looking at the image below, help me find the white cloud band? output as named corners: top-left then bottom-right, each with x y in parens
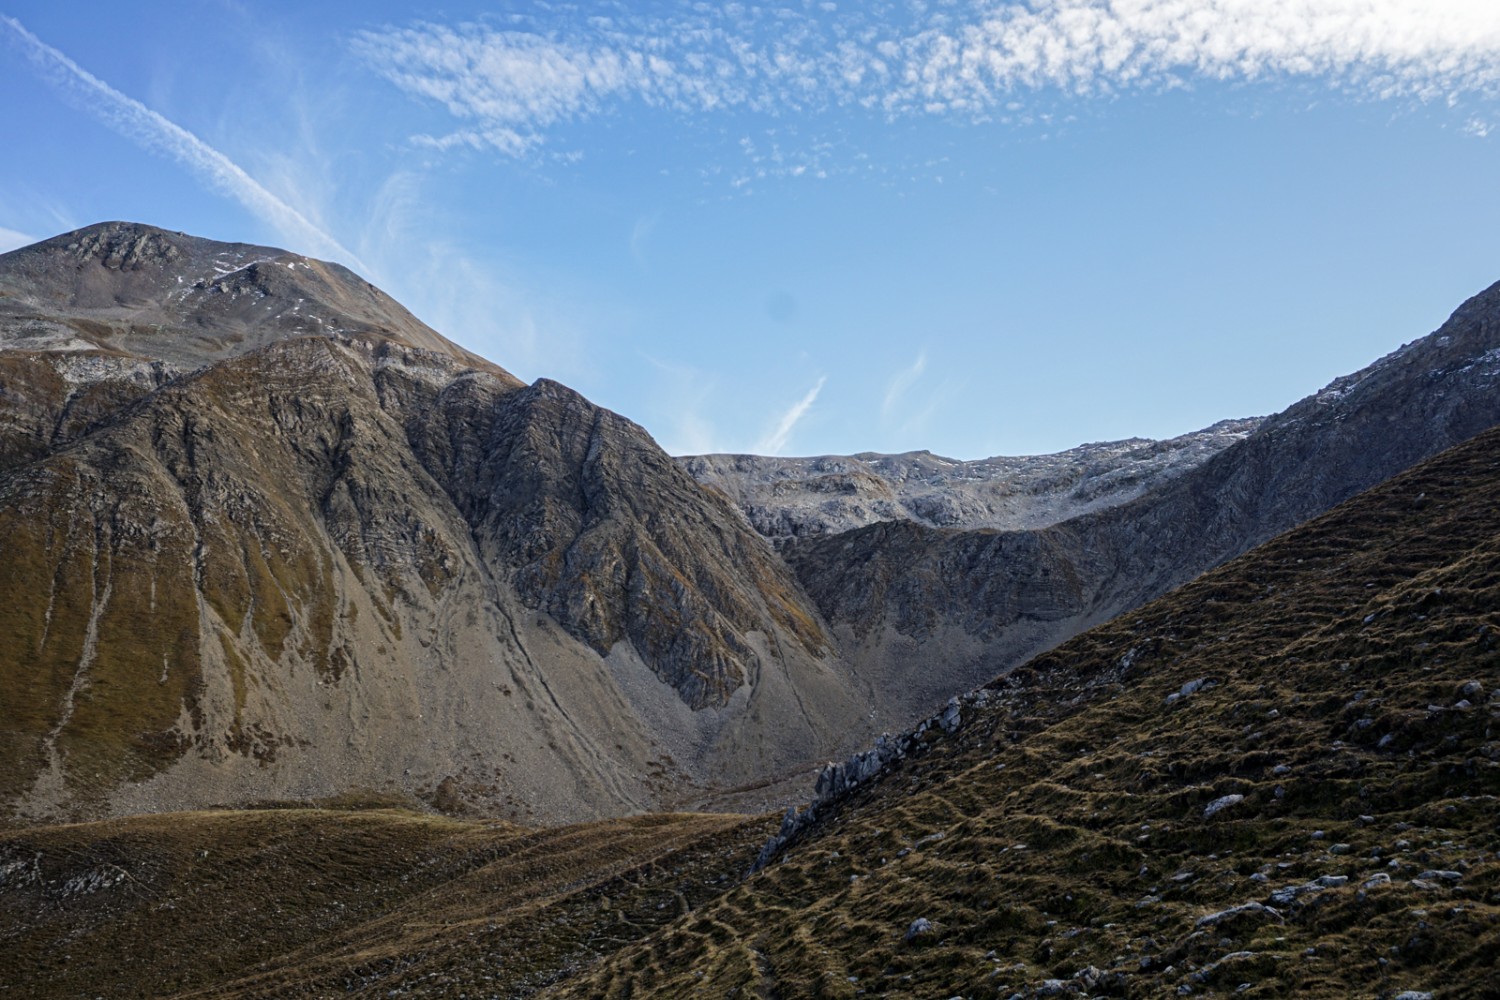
top-left (355, 2), bottom-right (1500, 156)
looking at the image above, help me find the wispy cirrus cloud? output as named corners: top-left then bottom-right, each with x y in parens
top-left (637, 353), bottom-right (724, 456)
top-left (882, 350), bottom-right (928, 421)
top-left (354, 1), bottom-right (1500, 159)
top-left (0, 15), bottom-right (364, 270)
top-left (756, 375), bottom-right (827, 455)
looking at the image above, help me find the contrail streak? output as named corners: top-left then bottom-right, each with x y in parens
top-left (1, 15), bottom-right (366, 271)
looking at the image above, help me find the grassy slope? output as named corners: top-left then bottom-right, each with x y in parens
top-left (548, 426), bottom-right (1500, 999)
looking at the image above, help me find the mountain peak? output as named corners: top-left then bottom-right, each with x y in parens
top-left (0, 221), bottom-right (506, 375)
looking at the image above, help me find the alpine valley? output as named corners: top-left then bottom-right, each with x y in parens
top-left (3, 222), bottom-right (1500, 998)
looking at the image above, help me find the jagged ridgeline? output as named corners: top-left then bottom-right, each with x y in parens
top-left (4, 221), bottom-right (1500, 828)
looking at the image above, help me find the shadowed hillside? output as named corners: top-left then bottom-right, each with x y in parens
top-left (551, 423), bottom-right (1500, 999)
top-left (774, 278), bottom-right (1500, 721)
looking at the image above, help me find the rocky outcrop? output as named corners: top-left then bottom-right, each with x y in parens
top-left (402, 374), bottom-right (829, 710)
top-left (751, 691), bottom-right (986, 871)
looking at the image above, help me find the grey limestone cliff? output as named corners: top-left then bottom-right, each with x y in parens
top-left (681, 418), bottom-right (1262, 542)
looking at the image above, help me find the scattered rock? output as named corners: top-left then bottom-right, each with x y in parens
top-left (1204, 794), bottom-right (1245, 819)
top-left (940, 697), bottom-right (963, 734)
top-left (905, 917), bottom-right (934, 941)
top-left (1270, 875), bottom-right (1348, 906)
top-left (1167, 678), bottom-right (1215, 705)
top-left (1190, 951), bottom-right (1257, 983)
top-left (1074, 965), bottom-right (1105, 990)
top-left (1195, 901), bottom-right (1283, 928)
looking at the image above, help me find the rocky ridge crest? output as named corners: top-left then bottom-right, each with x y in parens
top-left (681, 417), bottom-right (1262, 541)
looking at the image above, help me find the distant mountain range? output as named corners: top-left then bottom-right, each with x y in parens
top-left (681, 417), bottom-right (1263, 540)
top-left (756, 278), bottom-right (1500, 716)
top-left (2, 220), bottom-right (1499, 825)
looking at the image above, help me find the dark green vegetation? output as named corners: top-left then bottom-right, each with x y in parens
top-left (8, 417), bottom-right (1500, 997)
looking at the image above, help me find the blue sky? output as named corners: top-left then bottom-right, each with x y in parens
top-left (3, 2), bottom-right (1499, 458)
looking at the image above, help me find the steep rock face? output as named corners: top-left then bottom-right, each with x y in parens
top-left (397, 375), bottom-right (829, 710)
top-left (0, 224), bottom-right (865, 824)
top-left (786, 279), bottom-right (1500, 700)
top-left (1, 336), bottom-right (575, 818)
